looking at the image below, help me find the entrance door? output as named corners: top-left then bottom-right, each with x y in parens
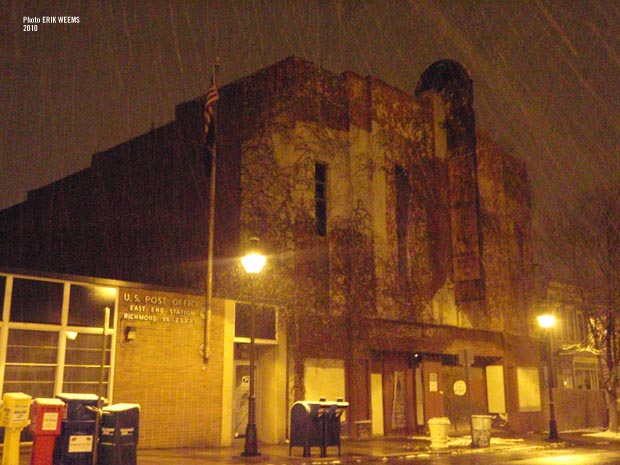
top-left (382, 354), bottom-right (415, 435)
top-left (232, 356), bottom-right (261, 442)
top-left (232, 361), bottom-right (250, 440)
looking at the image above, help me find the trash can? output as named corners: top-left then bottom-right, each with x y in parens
top-left (471, 414), bottom-right (493, 448)
top-left (323, 401), bottom-right (348, 456)
top-left (289, 401), bottom-right (325, 457)
top-left (427, 417), bottom-right (450, 448)
top-left (97, 403), bottom-right (140, 465)
top-left (54, 393), bottom-right (100, 465)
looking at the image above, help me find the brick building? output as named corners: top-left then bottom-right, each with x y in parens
top-left (0, 57), bottom-right (547, 447)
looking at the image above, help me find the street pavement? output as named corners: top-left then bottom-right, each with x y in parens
top-left (16, 430), bottom-right (617, 465)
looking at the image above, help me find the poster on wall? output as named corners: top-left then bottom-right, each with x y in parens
top-left (429, 372), bottom-right (438, 392)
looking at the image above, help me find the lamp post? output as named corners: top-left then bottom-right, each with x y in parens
top-left (240, 237), bottom-right (266, 457)
top-left (537, 314), bottom-right (559, 441)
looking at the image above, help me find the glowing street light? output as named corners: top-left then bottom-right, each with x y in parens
top-left (241, 250), bottom-right (266, 275)
top-left (240, 237), bottom-right (266, 457)
top-left (537, 313), bottom-right (559, 441)
top-left (537, 314), bottom-right (556, 329)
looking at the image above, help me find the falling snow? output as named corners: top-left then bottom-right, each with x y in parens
top-left (1, 0), bottom-right (619, 269)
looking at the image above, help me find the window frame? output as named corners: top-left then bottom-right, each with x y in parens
top-left (0, 273), bottom-right (117, 399)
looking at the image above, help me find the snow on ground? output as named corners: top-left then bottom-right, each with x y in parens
top-left (583, 430), bottom-right (620, 440)
top-left (446, 436), bottom-right (525, 447)
top-left (411, 436), bottom-right (525, 447)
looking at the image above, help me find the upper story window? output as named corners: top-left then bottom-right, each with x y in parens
top-left (556, 306), bottom-right (588, 343)
top-left (234, 302), bottom-right (278, 343)
top-left (10, 278), bottom-right (63, 324)
top-left (315, 162), bottom-right (327, 236)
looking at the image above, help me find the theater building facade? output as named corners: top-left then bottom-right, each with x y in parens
top-left (0, 57), bottom-right (548, 447)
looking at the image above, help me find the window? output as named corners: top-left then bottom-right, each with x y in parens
top-left (69, 284), bottom-right (117, 327)
top-left (315, 162), bottom-right (327, 236)
top-left (575, 311), bottom-right (588, 342)
top-left (395, 165), bottom-right (409, 291)
top-left (556, 307), bottom-right (588, 343)
top-left (516, 367), bottom-right (541, 412)
top-left (0, 273), bottom-right (116, 401)
top-left (234, 302), bottom-right (277, 343)
top-left (304, 358), bottom-right (346, 420)
top-left (4, 329), bottom-right (58, 398)
top-left (64, 333), bottom-right (112, 394)
top-left (0, 276), bottom-right (5, 308)
top-left (574, 359), bottom-right (599, 390)
top-left (10, 278), bottom-right (63, 324)
top-left (559, 368), bottom-right (574, 389)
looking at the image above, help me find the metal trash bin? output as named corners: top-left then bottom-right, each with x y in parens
top-left (471, 415), bottom-right (493, 448)
top-left (53, 393), bottom-right (100, 465)
top-left (97, 403), bottom-right (140, 465)
top-left (324, 401), bottom-right (348, 456)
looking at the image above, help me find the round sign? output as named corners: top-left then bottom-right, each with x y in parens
top-left (453, 380), bottom-right (467, 396)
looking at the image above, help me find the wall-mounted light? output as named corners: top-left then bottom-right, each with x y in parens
top-left (66, 331), bottom-right (78, 340)
top-left (124, 326), bottom-right (137, 342)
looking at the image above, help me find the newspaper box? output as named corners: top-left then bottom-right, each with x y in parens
top-left (29, 398), bottom-right (65, 465)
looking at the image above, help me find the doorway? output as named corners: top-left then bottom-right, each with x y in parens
top-left (381, 353), bottom-right (416, 436)
top-left (232, 360), bottom-right (252, 440)
top-left (232, 340), bottom-right (260, 443)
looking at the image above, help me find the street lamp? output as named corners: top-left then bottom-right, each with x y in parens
top-left (537, 314), bottom-right (559, 441)
top-left (240, 237), bottom-right (266, 457)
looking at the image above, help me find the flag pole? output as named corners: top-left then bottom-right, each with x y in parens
top-left (204, 57), bottom-right (220, 361)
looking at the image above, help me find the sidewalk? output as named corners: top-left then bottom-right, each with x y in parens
top-left (18, 431), bottom-right (572, 465)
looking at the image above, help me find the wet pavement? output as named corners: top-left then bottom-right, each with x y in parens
top-left (15, 430), bottom-right (616, 465)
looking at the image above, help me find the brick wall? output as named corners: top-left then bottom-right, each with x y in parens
top-left (113, 288), bottom-right (226, 448)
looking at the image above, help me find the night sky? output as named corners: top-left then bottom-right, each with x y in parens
top-left (2, 1), bottom-right (619, 264)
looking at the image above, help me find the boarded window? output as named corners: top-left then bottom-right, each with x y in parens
top-left (486, 365), bottom-right (506, 413)
top-left (304, 358), bottom-right (345, 404)
top-left (516, 367), bottom-right (541, 412)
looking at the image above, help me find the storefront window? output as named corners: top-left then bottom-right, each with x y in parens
top-left (4, 329), bottom-right (58, 398)
top-left (64, 333), bottom-right (111, 395)
top-left (68, 284), bottom-right (117, 327)
top-left (10, 278), bottom-right (63, 324)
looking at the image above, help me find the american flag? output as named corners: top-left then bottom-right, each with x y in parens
top-left (203, 78), bottom-right (219, 143)
top-left (203, 76), bottom-right (219, 176)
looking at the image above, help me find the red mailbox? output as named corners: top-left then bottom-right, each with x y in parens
top-left (29, 398), bottom-right (65, 465)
